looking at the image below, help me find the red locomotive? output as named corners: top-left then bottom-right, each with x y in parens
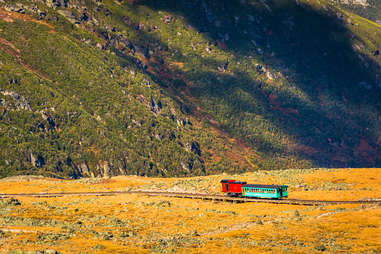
top-left (220, 179), bottom-right (247, 197)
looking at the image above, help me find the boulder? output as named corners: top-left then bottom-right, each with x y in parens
top-left (191, 141), bottom-right (201, 156)
top-left (79, 162), bottom-right (90, 176)
top-left (44, 249), bottom-right (59, 254)
top-left (30, 153), bottom-right (45, 168)
top-left (1, 90), bottom-right (31, 111)
top-left (46, 0), bottom-right (62, 8)
top-left (256, 64), bottom-right (264, 74)
top-left (57, 10), bottom-right (78, 24)
top-left (103, 162), bottom-right (112, 178)
top-left (9, 78), bottom-right (18, 85)
top-left (162, 15), bottom-right (172, 24)
top-left (41, 113), bottom-right (56, 130)
top-left (80, 12), bottom-right (89, 22)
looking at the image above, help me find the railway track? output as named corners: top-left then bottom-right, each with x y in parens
top-left (1, 190), bottom-right (380, 206)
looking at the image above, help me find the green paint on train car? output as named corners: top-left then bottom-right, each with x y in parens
top-left (242, 187), bottom-right (281, 199)
top-left (281, 186), bottom-right (288, 198)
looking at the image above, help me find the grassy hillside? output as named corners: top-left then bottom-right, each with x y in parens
top-left (330, 0), bottom-right (381, 24)
top-left (0, 0), bottom-right (381, 178)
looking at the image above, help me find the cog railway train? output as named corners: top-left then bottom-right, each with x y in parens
top-left (221, 180), bottom-right (288, 199)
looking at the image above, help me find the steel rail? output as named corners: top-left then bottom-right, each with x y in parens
top-left (0, 191), bottom-right (380, 206)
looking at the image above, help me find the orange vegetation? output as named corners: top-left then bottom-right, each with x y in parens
top-left (0, 168), bottom-right (380, 253)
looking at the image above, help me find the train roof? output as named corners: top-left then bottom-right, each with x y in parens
top-left (220, 179), bottom-right (247, 184)
top-left (243, 184), bottom-right (288, 189)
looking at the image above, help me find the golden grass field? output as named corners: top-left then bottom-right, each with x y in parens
top-left (0, 168), bottom-right (380, 253)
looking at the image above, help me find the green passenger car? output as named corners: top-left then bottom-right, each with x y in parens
top-left (242, 184), bottom-right (288, 199)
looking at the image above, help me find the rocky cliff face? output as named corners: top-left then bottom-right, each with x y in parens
top-left (0, 0), bottom-right (381, 178)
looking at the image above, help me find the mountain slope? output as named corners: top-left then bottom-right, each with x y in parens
top-left (0, 0), bottom-right (381, 178)
top-left (330, 0), bottom-right (381, 24)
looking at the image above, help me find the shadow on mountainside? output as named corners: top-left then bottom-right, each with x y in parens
top-left (121, 0), bottom-right (381, 167)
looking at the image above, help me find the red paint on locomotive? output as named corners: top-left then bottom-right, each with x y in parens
top-left (220, 179), bottom-right (247, 196)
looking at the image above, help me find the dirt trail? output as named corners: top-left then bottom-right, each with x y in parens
top-left (0, 37), bottom-right (51, 81)
top-left (0, 8), bottom-right (56, 33)
top-left (0, 37), bottom-right (20, 53)
top-left (0, 8), bottom-right (54, 80)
